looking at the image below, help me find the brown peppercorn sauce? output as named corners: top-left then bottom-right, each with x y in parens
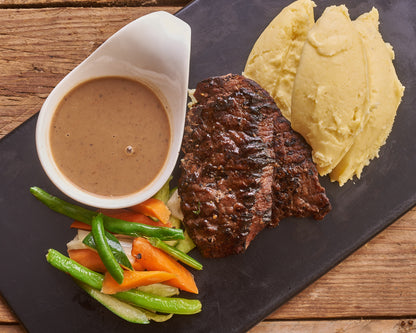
top-left (50, 77), bottom-right (170, 197)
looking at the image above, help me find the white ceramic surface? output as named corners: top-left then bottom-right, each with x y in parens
top-left (36, 11), bottom-right (191, 208)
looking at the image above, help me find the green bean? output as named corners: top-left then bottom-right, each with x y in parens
top-left (114, 290), bottom-right (202, 315)
top-left (45, 249), bottom-right (202, 315)
top-left (46, 249), bottom-right (103, 290)
top-left (83, 231), bottom-right (133, 270)
top-left (30, 187), bottom-right (184, 240)
top-left (147, 237), bottom-right (203, 271)
top-left (92, 214), bottom-right (124, 284)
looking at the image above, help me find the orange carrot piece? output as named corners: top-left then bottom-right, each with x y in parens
top-left (132, 260), bottom-right (145, 271)
top-left (68, 249), bottom-right (107, 273)
top-left (131, 237), bottom-right (198, 294)
top-left (129, 198), bottom-right (171, 224)
top-left (101, 270), bottom-right (176, 294)
top-left (103, 209), bottom-right (172, 228)
top-left (70, 221), bottom-right (92, 230)
top-left (99, 208), bottom-right (128, 215)
top-left (70, 209), bottom-right (172, 230)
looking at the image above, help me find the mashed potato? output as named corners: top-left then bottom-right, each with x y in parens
top-left (290, 5), bottom-right (370, 176)
top-left (244, 1), bottom-right (404, 185)
top-left (243, 0), bottom-right (315, 120)
top-left (330, 8), bottom-right (405, 185)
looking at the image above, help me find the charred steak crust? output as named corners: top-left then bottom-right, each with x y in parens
top-left (179, 74), bottom-right (276, 258)
top-left (271, 113), bottom-right (332, 226)
top-left (179, 74), bottom-right (331, 258)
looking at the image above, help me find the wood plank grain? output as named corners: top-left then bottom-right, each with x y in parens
top-left (250, 319), bottom-right (416, 333)
top-left (0, 326), bottom-right (26, 333)
top-left (0, 295), bottom-right (18, 323)
top-left (2, 319), bottom-right (416, 333)
top-left (0, 7), bottom-right (179, 139)
top-left (0, 0), bottom-right (190, 9)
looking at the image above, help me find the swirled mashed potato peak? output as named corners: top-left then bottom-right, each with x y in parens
top-left (244, 1), bottom-right (404, 186)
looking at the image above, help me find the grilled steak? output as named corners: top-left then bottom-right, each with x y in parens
top-left (179, 74), bottom-right (331, 258)
top-left (270, 113), bottom-right (332, 226)
top-left (179, 74), bottom-right (276, 258)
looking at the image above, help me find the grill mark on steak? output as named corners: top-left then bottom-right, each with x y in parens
top-left (179, 74), bottom-right (331, 258)
top-left (179, 74), bottom-right (276, 258)
top-left (271, 111), bottom-right (332, 225)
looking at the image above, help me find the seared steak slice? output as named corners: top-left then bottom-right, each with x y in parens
top-left (270, 115), bottom-right (331, 226)
top-left (178, 74), bottom-right (276, 258)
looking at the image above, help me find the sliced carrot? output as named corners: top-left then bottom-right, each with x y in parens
top-left (102, 209), bottom-right (172, 228)
top-left (70, 209), bottom-right (172, 230)
top-left (99, 208), bottom-right (128, 215)
top-left (131, 237), bottom-right (198, 294)
top-left (68, 249), bottom-right (107, 273)
top-left (129, 198), bottom-right (171, 224)
top-left (70, 221), bottom-right (92, 230)
top-left (132, 260), bottom-right (145, 271)
top-left (101, 270), bottom-right (176, 294)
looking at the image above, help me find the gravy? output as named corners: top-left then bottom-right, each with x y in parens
top-left (50, 77), bottom-right (170, 197)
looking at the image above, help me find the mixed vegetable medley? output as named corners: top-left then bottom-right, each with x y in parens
top-left (30, 179), bottom-right (202, 324)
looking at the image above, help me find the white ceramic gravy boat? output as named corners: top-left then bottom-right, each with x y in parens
top-left (36, 11), bottom-right (191, 208)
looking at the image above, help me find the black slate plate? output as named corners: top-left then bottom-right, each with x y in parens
top-left (1, 0), bottom-right (415, 332)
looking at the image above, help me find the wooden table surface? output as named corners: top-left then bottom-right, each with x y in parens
top-left (0, 1), bottom-right (415, 332)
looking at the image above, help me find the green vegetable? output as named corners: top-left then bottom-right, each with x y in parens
top-left (153, 176), bottom-right (172, 204)
top-left (136, 283), bottom-right (179, 297)
top-left (91, 214), bottom-right (125, 284)
top-left (168, 215), bottom-right (181, 229)
top-left (103, 217), bottom-right (182, 240)
top-left (46, 249), bottom-right (202, 315)
top-left (83, 231), bottom-right (133, 270)
top-left (114, 289), bottom-right (201, 315)
top-left (140, 309), bottom-right (173, 322)
top-left (147, 237), bottom-right (202, 271)
top-left (163, 239), bottom-right (178, 247)
top-left (46, 249), bottom-right (104, 290)
top-left (169, 186), bottom-right (178, 200)
top-left (175, 229), bottom-right (196, 254)
top-left (75, 280), bottom-right (149, 324)
top-left (30, 186), bottom-right (184, 240)
top-left (162, 216), bottom-right (182, 247)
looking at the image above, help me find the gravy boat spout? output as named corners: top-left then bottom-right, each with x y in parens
top-left (36, 11), bottom-right (191, 208)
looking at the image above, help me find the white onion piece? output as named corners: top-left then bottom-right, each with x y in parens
top-left (167, 189), bottom-right (184, 220)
